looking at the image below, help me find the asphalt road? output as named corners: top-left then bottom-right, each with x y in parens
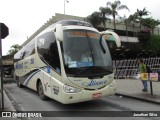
top-left (3, 78), bottom-right (160, 120)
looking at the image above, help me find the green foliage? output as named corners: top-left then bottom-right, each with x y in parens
top-left (85, 0), bottom-right (129, 30)
top-left (142, 17), bottom-right (160, 34)
top-left (145, 35), bottom-right (160, 53)
top-left (84, 12), bottom-right (103, 29)
top-left (7, 44), bottom-right (21, 55)
top-left (135, 7), bottom-right (150, 29)
top-left (106, 0), bottom-right (129, 29)
top-left (136, 8), bottom-right (150, 17)
top-left (137, 30), bottom-right (151, 44)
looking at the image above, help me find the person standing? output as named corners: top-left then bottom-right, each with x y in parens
top-left (138, 59), bottom-right (148, 92)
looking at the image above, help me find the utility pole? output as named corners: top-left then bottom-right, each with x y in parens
top-left (0, 23), bottom-right (9, 110)
top-left (64, 0), bottom-right (69, 19)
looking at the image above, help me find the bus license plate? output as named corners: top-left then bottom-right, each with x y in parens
top-left (93, 93), bottom-right (102, 99)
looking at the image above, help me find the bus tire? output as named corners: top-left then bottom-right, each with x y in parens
top-left (38, 81), bottom-right (48, 100)
top-left (16, 76), bottom-right (23, 88)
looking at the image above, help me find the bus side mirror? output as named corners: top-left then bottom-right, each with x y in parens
top-left (101, 30), bottom-right (121, 47)
top-left (112, 32), bottom-right (121, 47)
top-left (55, 24), bottom-right (63, 41)
top-left (99, 36), bottom-right (106, 53)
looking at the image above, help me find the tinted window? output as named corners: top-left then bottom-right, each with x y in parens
top-left (37, 32), bottom-right (61, 73)
top-left (14, 40), bottom-right (35, 62)
top-left (14, 48), bottom-right (25, 62)
top-left (23, 40), bottom-right (35, 58)
top-left (61, 30), bottom-right (112, 77)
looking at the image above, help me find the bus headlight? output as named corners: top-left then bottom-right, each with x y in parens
top-left (63, 85), bottom-right (81, 93)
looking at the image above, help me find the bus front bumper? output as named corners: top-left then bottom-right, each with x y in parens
top-left (61, 80), bottom-right (116, 104)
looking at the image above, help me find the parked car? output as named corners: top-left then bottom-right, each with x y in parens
top-left (4, 67), bottom-right (13, 78)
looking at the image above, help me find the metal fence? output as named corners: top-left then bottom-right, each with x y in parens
top-left (113, 57), bottom-right (160, 79)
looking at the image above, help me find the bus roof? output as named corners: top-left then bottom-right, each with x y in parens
top-left (56, 20), bottom-right (93, 27)
top-left (21, 20), bottom-right (93, 47)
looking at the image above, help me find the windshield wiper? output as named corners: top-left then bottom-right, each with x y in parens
top-left (74, 66), bottom-right (112, 78)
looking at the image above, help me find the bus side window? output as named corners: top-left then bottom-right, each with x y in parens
top-left (31, 49), bottom-right (35, 55)
top-left (49, 42), bottom-right (61, 73)
top-left (37, 32), bottom-right (61, 74)
top-left (21, 51), bottom-right (26, 59)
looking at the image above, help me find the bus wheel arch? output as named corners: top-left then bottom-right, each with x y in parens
top-left (37, 79), bottom-right (48, 100)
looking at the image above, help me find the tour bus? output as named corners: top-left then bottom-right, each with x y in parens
top-left (100, 30), bottom-right (121, 46)
top-left (14, 20), bottom-right (121, 104)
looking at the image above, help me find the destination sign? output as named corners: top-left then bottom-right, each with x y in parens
top-left (68, 31), bottom-right (99, 38)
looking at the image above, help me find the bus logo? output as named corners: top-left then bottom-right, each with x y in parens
top-left (82, 80), bottom-right (107, 87)
top-left (30, 58), bottom-right (34, 64)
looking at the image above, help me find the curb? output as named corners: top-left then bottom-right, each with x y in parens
top-left (115, 93), bottom-right (160, 105)
top-left (3, 90), bottom-right (16, 111)
top-left (1, 89), bottom-right (19, 120)
top-left (3, 88), bottom-right (24, 120)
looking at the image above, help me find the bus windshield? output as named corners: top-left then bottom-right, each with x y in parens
top-left (61, 29), bottom-right (113, 77)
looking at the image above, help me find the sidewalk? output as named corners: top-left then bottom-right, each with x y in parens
top-left (115, 79), bottom-right (160, 104)
top-left (0, 90), bottom-right (18, 120)
top-left (1, 90), bottom-right (16, 111)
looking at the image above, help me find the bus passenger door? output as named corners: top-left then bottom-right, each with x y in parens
top-left (43, 72), bottom-right (52, 97)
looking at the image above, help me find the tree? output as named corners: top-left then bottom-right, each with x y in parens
top-left (128, 13), bottom-right (139, 36)
top-left (118, 15), bottom-right (129, 36)
top-left (7, 44), bottom-right (21, 55)
top-left (106, 0), bottom-right (129, 29)
top-left (135, 8), bottom-right (150, 30)
top-left (147, 35), bottom-right (160, 54)
top-left (99, 7), bottom-right (111, 29)
top-left (137, 29), bottom-right (151, 45)
top-left (84, 11), bottom-right (110, 30)
top-left (142, 17), bottom-right (160, 34)
top-left (84, 12), bottom-right (102, 29)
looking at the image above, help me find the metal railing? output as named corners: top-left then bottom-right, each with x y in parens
top-left (113, 57), bottom-right (160, 79)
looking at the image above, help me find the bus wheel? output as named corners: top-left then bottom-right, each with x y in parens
top-left (16, 76), bottom-right (23, 88)
top-left (38, 81), bottom-right (47, 100)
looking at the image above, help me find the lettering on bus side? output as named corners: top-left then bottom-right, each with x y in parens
top-left (52, 86), bottom-right (59, 95)
top-left (82, 80), bottom-right (107, 87)
top-left (47, 66), bottom-right (50, 73)
top-left (15, 62), bottom-right (23, 69)
top-left (30, 58), bottom-right (34, 64)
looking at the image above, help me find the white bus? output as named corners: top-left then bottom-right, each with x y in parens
top-left (14, 20), bottom-right (120, 104)
top-left (100, 30), bottom-right (121, 47)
